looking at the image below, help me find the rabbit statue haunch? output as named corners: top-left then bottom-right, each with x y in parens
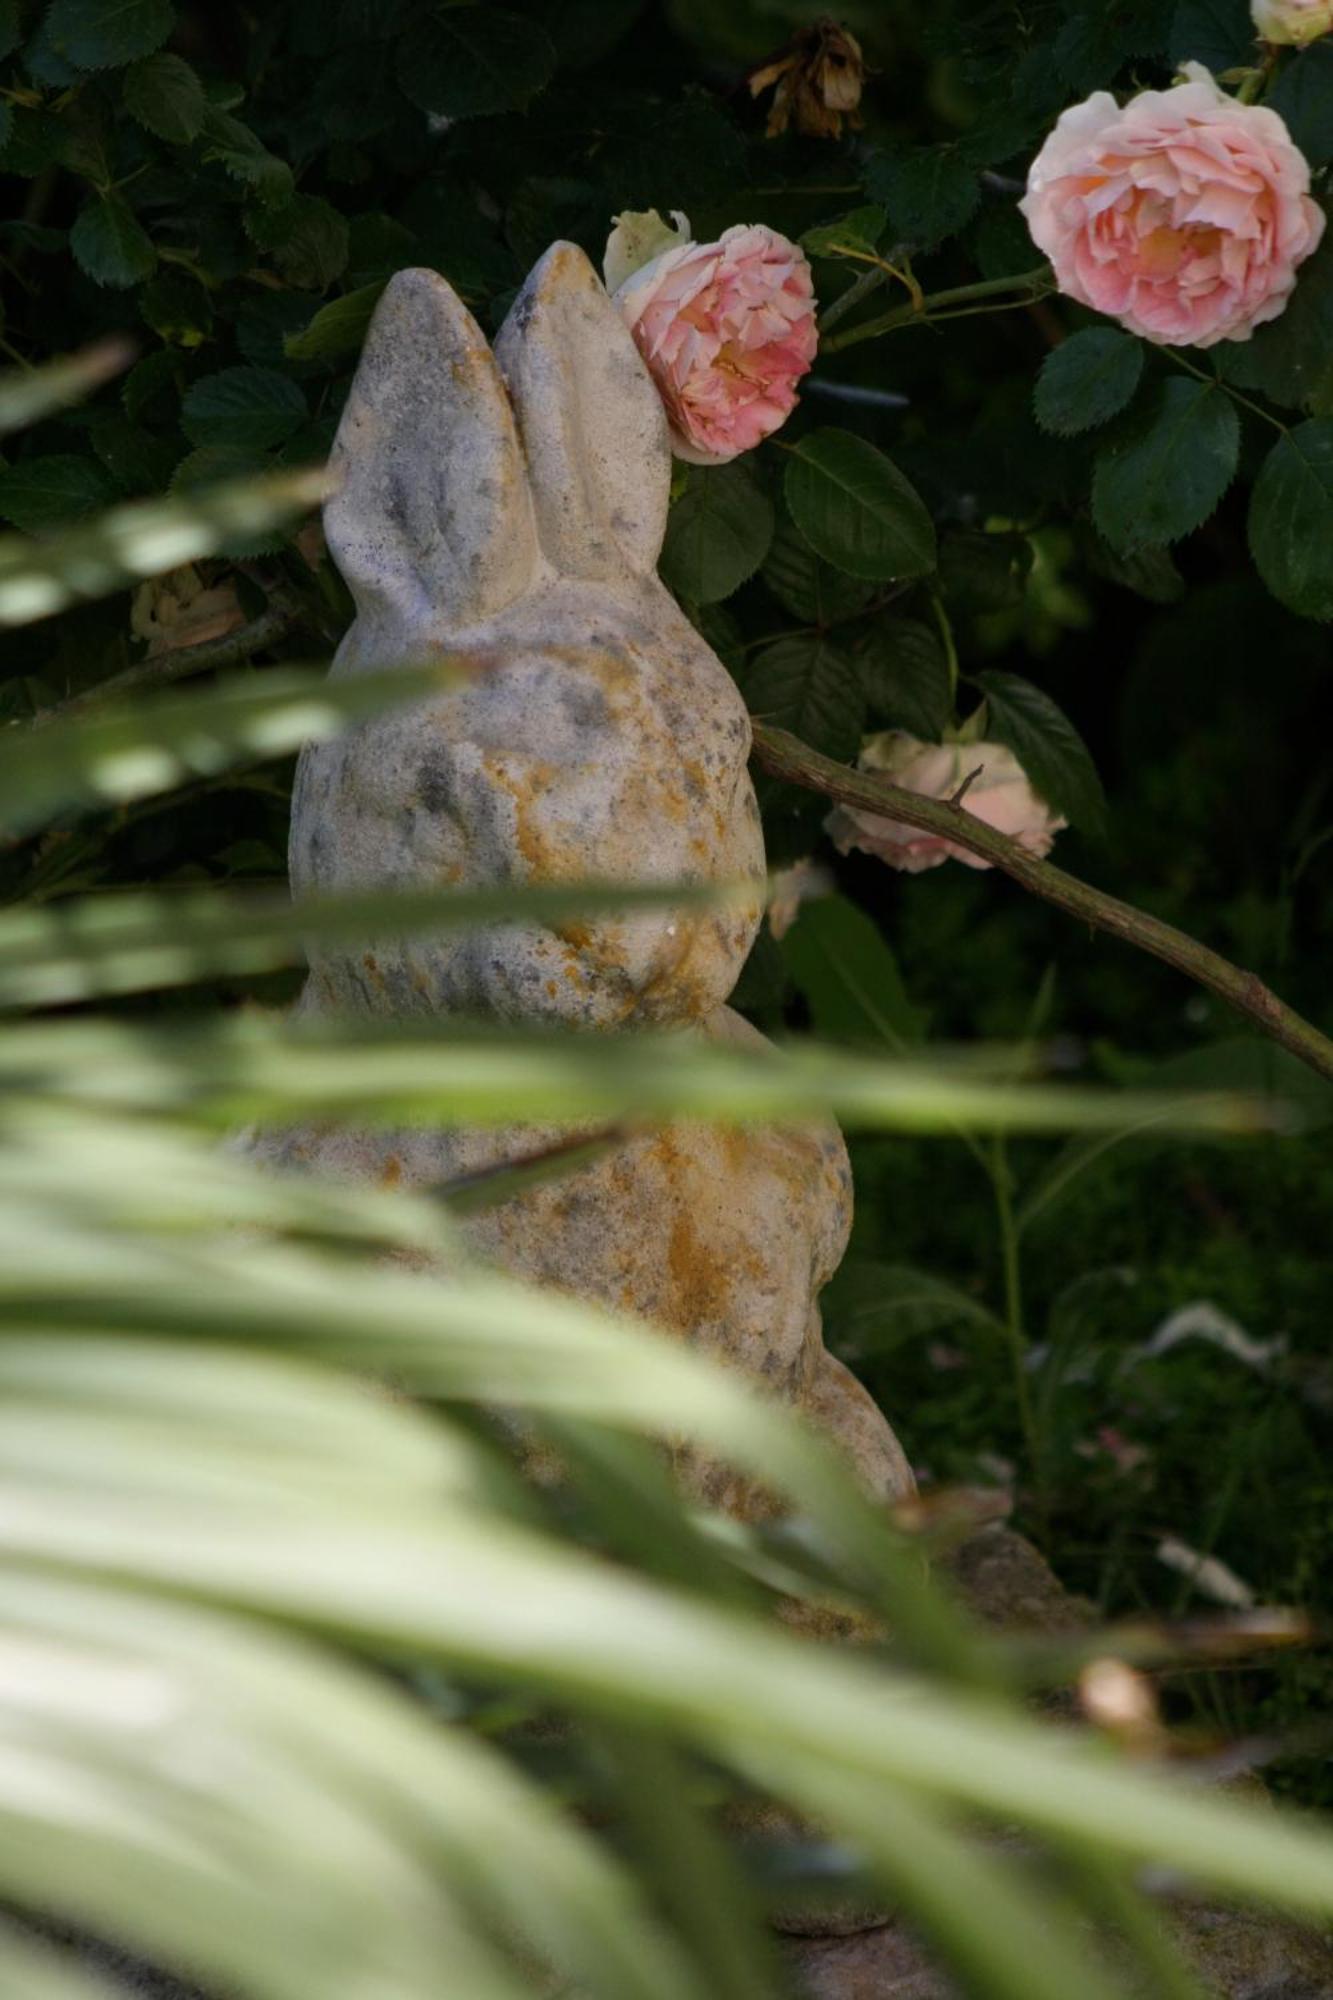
top-left (271, 243), bottom-right (913, 1513)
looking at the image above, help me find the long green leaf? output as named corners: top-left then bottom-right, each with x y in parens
top-left (0, 467), bottom-right (328, 630)
top-left (0, 660), bottom-right (471, 835)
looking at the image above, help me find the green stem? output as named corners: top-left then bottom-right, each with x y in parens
top-left (751, 722), bottom-right (1333, 1085)
top-left (928, 588), bottom-right (959, 706)
top-left (990, 1134), bottom-right (1042, 1485)
top-left (1166, 347), bottom-right (1287, 434)
top-left (822, 265), bottom-right (1054, 353)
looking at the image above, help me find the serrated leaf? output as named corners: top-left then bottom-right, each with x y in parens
top-left (198, 106), bottom-right (293, 204)
top-left (43, 0), bottom-right (173, 69)
top-left (1084, 535), bottom-right (1185, 604)
top-left (122, 51), bottom-right (206, 144)
top-left (1248, 418), bottom-right (1333, 620)
top-left (658, 462), bottom-right (773, 605)
top-left (181, 368), bottom-right (308, 453)
top-left (69, 195), bottom-right (157, 288)
top-left (1216, 228), bottom-right (1333, 410)
top-left (785, 430), bottom-right (936, 583)
top-left (1091, 378), bottom-right (1238, 553)
top-left (761, 520), bottom-right (873, 623)
top-left (971, 669), bottom-right (1106, 836)
top-left (0, 454), bottom-right (116, 532)
top-left (779, 895), bottom-right (926, 1051)
top-left (1268, 42), bottom-right (1333, 167)
top-left (397, 5), bottom-right (555, 120)
top-left (742, 634), bottom-right (865, 762)
top-left (823, 1260), bottom-right (999, 1359)
top-left (1168, 0), bottom-right (1256, 68)
top-left (1034, 329), bottom-right (1144, 437)
top-left (89, 413), bottom-right (178, 495)
top-left (800, 206), bottom-right (886, 262)
top-left (866, 148), bottom-right (979, 250)
top-left (854, 618), bottom-right (951, 741)
top-left (247, 195), bottom-right (350, 292)
top-left (285, 283), bottom-right (388, 363)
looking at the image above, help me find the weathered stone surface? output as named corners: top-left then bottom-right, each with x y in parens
top-left (252, 244), bottom-right (913, 1510)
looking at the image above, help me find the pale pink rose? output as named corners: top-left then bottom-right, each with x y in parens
top-left (1253, 0), bottom-right (1333, 44)
top-left (825, 732), bottom-right (1066, 874)
top-left (609, 221), bottom-right (817, 463)
top-left (1021, 64), bottom-right (1325, 347)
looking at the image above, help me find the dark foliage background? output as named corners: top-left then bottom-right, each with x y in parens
top-left (2, 0), bottom-right (1331, 1801)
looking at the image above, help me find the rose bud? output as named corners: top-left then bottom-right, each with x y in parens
top-left (748, 18), bottom-right (866, 141)
top-left (825, 731), bottom-right (1066, 874)
top-left (1253, 0), bottom-right (1333, 42)
top-left (605, 209), bottom-right (818, 464)
top-left (1021, 64), bottom-right (1325, 347)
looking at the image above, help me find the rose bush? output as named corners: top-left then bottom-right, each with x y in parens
top-left (1021, 65), bottom-right (1324, 347)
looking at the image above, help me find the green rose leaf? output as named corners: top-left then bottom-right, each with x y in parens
top-left (122, 52), bottom-right (206, 145)
top-left (397, 6), bottom-right (555, 120)
top-left (1248, 418), bottom-right (1333, 621)
top-left (971, 669), bottom-right (1106, 836)
top-left (761, 520), bottom-right (874, 624)
top-left (285, 283), bottom-right (389, 363)
top-left (785, 430), bottom-right (936, 583)
top-left (69, 196), bottom-right (157, 288)
top-left (854, 618), bottom-right (951, 742)
top-left (247, 195), bottom-right (350, 292)
top-left (800, 206), bottom-right (886, 262)
top-left (779, 895), bottom-right (926, 1049)
top-left (199, 107), bottom-right (294, 205)
top-left (181, 368), bottom-right (308, 453)
top-left (866, 147), bottom-right (979, 250)
top-left (1269, 43), bottom-right (1333, 168)
top-left (1034, 329), bottom-right (1145, 437)
top-left (1167, 0), bottom-right (1255, 70)
top-left (0, 453), bottom-right (116, 531)
top-left (741, 634), bottom-right (866, 762)
top-left (1091, 378), bottom-right (1239, 553)
top-left (658, 462), bottom-right (774, 605)
top-left (44, 0), bottom-right (174, 70)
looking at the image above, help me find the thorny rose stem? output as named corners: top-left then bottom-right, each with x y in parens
top-left (751, 722), bottom-right (1333, 1086)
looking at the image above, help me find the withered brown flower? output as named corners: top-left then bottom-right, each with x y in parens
top-left (747, 18), bottom-right (865, 141)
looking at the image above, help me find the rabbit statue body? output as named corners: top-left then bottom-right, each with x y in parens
top-left (261, 243), bottom-right (912, 1515)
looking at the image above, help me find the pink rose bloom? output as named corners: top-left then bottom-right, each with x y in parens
top-left (1021, 64), bottom-right (1325, 347)
top-left (1253, 0), bottom-right (1333, 44)
top-left (610, 221), bottom-right (817, 463)
top-left (825, 731), bottom-right (1066, 874)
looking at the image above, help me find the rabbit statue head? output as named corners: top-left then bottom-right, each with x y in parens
top-left (292, 243), bottom-right (767, 1030)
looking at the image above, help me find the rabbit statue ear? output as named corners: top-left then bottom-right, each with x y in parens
top-left (495, 242), bottom-right (670, 580)
top-left (325, 268), bottom-right (538, 640)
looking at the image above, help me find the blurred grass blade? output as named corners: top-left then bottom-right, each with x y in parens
top-left (0, 878), bottom-right (735, 1007)
top-left (0, 343), bottom-right (135, 441)
top-left (0, 467), bottom-right (329, 630)
top-left (0, 661), bottom-right (473, 835)
top-left (0, 1927), bottom-right (131, 2000)
top-left (2, 1575), bottom-right (703, 2000)
top-left (0, 1009), bottom-right (1289, 1139)
top-left (5, 1473), bottom-right (1333, 1923)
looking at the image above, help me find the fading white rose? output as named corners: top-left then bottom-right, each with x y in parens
top-left (825, 731), bottom-right (1066, 874)
top-left (1252, 0), bottom-right (1333, 43)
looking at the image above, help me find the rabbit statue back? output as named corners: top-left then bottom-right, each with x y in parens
top-left (258, 242), bottom-right (913, 1515)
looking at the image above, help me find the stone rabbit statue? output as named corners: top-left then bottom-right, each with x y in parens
top-left (253, 242), bottom-right (912, 1518)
